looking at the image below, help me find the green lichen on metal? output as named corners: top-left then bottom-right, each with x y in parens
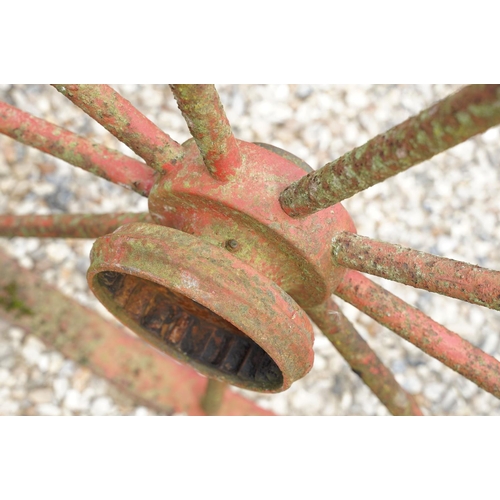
top-left (54, 84), bottom-right (183, 172)
top-left (0, 281), bottom-right (33, 316)
top-left (331, 231), bottom-right (500, 310)
top-left (280, 85), bottom-right (500, 217)
top-left (170, 84), bottom-right (240, 180)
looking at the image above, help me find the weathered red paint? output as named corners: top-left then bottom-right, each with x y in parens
top-left (280, 84), bottom-right (500, 217)
top-left (170, 85), bottom-right (242, 181)
top-left (3, 84), bottom-right (499, 414)
top-left (0, 101), bottom-right (155, 197)
top-left (336, 270), bottom-right (500, 399)
top-left (148, 139), bottom-right (356, 309)
top-left (0, 248), bottom-right (272, 416)
top-left (331, 231), bottom-right (500, 311)
top-left (53, 84), bottom-right (184, 173)
top-left (306, 297), bottom-right (423, 416)
top-left (88, 223), bottom-right (315, 393)
top-left (0, 213), bottom-right (153, 238)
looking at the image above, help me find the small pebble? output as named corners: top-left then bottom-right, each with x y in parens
top-left (29, 388), bottom-right (54, 404)
top-left (90, 396), bottom-right (114, 416)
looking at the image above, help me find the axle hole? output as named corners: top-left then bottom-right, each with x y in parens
top-left (96, 271), bottom-right (283, 390)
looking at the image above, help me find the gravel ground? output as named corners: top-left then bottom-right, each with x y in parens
top-left (0, 84), bottom-right (499, 416)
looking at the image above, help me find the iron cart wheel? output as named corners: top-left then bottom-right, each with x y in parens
top-left (0, 84), bottom-right (499, 416)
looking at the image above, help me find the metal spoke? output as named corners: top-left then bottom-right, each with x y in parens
top-left (0, 213), bottom-right (152, 239)
top-left (306, 297), bottom-right (422, 416)
top-left (331, 231), bottom-right (500, 310)
top-left (170, 84), bottom-right (242, 181)
top-left (53, 84), bottom-right (184, 173)
top-left (335, 270), bottom-right (500, 399)
top-left (0, 101), bottom-right (155, 197)
top-left (201, 378), bottom-right (227, 416)
top-left (280, 84), bottom-right (500, 217)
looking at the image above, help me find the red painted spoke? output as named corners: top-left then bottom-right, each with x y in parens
top-left (280, 84), bottom-right (500, 217)
top-left (0, 213), bottom-right (152, 239)
top-left (331, 231), bottom-right (500, 310)
top-left (170, 84), bottom-right (242, 181)
top-left (0, 101), bottom-right (155, 197)
top-left (335, 270), bottom-right (500, 399)
top-left (306, 297), bottom-right (422, 416)
top-left (53, 84), bottom-right (183, 173)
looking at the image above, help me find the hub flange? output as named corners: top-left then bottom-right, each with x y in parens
top-left (88, 223), bottom-right (314, 392)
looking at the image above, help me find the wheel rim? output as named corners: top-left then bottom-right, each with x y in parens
top-left (0, 84), bottom-right (500, 416)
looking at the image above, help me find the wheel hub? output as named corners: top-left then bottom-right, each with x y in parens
top-left (89, 140), bottom-right (356, 391)
top-left (149, 140), bottom-right (356, 307)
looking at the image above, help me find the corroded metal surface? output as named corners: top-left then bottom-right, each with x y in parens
top-left (0, 247), bottom-right (272, 416)
top-left (0, 213), bottom-right (152, 238)
top-left (331, 231), bottom-right (500, 310)
top-left (306, 297), bottom-right (422, 416)
top-left (149, 139), bottom-right (356, 308)
top-left (53, 84), bottom-right (184, 173)
top-left (280, 84), bottom-right (500, 217)
top-left (336, 270), bottom-right (500, 399)
top-left (170, 85), bottom-right (242, 181)
top-left (88, 223), bottom-right (315, 393)
top-left (0, 100), bottom-right (155, 197)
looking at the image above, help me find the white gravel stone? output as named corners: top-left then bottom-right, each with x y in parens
top-left (0, 400), bottom-right (20, 415)
top-left (458, 379), bottom-right (479, 400)
top-left (11, 387), bottom-right (26, 400)
top-left (0, 368), bottom-right (10, 384)
top-left (47, 352), bottom-right (65, 374)
top-left (0, 341), bottom-right (13, 359)
top-left (21, 337), bottom-right (46, 365)
top-left (37, 404), bottom-right (62, 416)
top-left (402, 374), bottom-right (423, 395)
top-left (53, 377), bottom-right (69, 401)
top-left (481, 334), bottom-right (498, 355)
top-left (290, 389), bottom-right (323, 414)
top-left (133, 406), bottom-right (151, 416)
top-left (8, 327), bottom-right (25, 342)
top-left (36, 354), bottom-right (50, 373)
top-left (423, 382), bottom-right (446, 403)
top-left (59, 360), bottom-right (76, 377)
top-left (340, 392), bottom-right (353, 412)
top-left (90, 396), bottom-right (114, 416)
top-left (29, 388), bottom-right (54, 404)
top-left (63, 389), bottom-right (84, 411)
top-left (313, 355), bottom-right (327, 372)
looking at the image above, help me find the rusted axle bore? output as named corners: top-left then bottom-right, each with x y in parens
top-left (89, 223), bottom-right (315, 393)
